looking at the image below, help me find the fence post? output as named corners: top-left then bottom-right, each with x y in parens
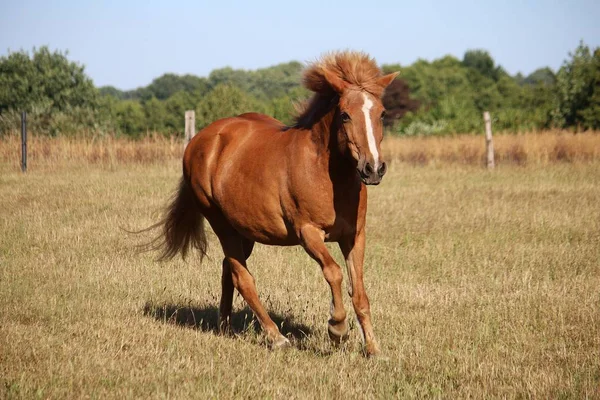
top-left (21, 111), bottom-right (27, 173)
top-left (483, 111), bottom-right (494, 169)
top-left (184, 110), bottom-right (195, 150)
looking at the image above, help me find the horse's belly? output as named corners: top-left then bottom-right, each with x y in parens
top-left (228, 211), bottom-right (298, 245)
top-left (217, 193), bottom-right (298, 246)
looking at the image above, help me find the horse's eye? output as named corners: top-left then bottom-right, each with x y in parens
top-left (340, 112), bottom-right (351, 122)
top-left (380, 111), bottom-right (386, 120)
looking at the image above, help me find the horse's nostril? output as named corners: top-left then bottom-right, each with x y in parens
top-left (364, 163), bottom-right (374, 175)
top-left (378, 162), bottom-right (387, 177)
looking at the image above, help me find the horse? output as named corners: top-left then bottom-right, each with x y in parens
top-left (146, 51), bottom-right (398, 357)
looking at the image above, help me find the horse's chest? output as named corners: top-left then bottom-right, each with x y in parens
top-left (291, 186), bottom-right (360, 240)
top-left (304, 197), bottom-right (337, 226)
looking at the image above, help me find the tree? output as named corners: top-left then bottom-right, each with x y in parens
top-left (0, 46), bottom-right (99, 135)
top-left (462, 49), bottom-right (499, 81)
top-left (163, 91), bottom-right (197, 134)
top-left (99, 85), bottom-right (126, 99)
top-left (249, 61), bottom-right (305, 100)
top-left (206, 62), bottom-right (305, 101)
top-left (141, 73), bottom-right (209, 101)
top-left (553, 41), bottom-right (599, 129)
top-left (143, 97), bottom-right (167, 133)
top-left (524, 68), bottom-right (556, 86)
top-left (196, 84), bottom-right (269, 128)
top-left (381, 79), bottom-right (420, 127)
top-left (0, 46), bottom-right (97, 113)
top-left (208, 67), bottom-right (250, 91)
top-left (269, 86), bottom-right (310, 125)
top-left (576, 48), bottom-right (600, 129)
top-left (115, 100), bottom-right (145, 136)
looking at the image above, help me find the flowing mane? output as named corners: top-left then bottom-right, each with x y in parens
top-left (291, 51), bottom-right (387, 129)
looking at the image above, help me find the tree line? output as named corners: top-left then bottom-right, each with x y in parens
top-left (1, 42), bottom-right (598, 137)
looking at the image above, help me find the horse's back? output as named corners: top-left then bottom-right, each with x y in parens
top-left (189, 113), bottom-right (285, 147)
top-left (237, 112), bottom-right (284, 126)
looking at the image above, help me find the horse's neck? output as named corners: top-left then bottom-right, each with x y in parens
top-left (310, 111), bottom-right (335, 150)
top-left (310, 111), bottom-right (357, 183)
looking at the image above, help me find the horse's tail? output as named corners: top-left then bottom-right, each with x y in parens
top-left (139, 177), bottom-right (208, 261)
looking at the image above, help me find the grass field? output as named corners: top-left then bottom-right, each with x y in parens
top-left (1, 136), bottom-right (599, 398)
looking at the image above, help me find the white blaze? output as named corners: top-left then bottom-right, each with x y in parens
top-left (361, 92), bottom-right (379, 168)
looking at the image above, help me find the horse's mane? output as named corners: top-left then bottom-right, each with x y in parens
top-left (289, 51), bottom-right (386, 129)
top-left (304, 51), bottom-right (385, 97)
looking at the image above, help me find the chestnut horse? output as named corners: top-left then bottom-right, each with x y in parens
top-left (148, 52), bottom-right (398, 356)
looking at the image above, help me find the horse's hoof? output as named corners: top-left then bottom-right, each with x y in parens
top-left (271, 334), bottom-right (291, 350)
top-left (327, 320), bottom-right (349, 344)
top-left (363, 341), bottom-right (384, 358)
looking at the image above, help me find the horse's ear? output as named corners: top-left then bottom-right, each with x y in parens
top-left (376, 72), bottom-right (400, 89)
top-left (304, 68), bottom-right (346, 94)
top-left (321, 68), bottom-right (348, 94)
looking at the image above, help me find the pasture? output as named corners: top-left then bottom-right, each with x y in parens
top-left (1, 135), bottom-right (599, 398)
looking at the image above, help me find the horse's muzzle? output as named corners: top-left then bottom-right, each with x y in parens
top-left (358, 161), bottom-right (387, 185)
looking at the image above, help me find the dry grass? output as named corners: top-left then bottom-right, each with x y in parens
top-left (1, 131), bottom-right (599, 171)
top-left (0, 134), bottom-right (183, 169)
top-left (384, 130), bottom-right (600, 166)
top-left (1, 138), bottom-right (600, 398)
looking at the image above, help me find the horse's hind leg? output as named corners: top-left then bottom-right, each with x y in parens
top-left (218, 258), bottom-right (235, 334)
top-left (219, 238), bottom-right (254, 334)
top-left (218, 233), bottom-right (289, 349)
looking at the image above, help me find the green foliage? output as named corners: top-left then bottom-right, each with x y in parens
top-left (269, 86), bottom-right (311, 125)
top-left (98, 85), bottom-right (125, 99)
top-left (114, 100), bottom-right (146, 137)
top-left (196, 84), bottom-right (269, 128)
top-left (463, 49), bottom-right (500, 81)
top-left (143, 97), bottom-right (167, 133)
top-left (206, 61), bottom-right (305, 101)
top-left (2, 43), bottom-right (599, 138)
top-left (393, 56), bottom-right (471, 106)
top-left (576, 49), bottom-right (600, 129)
top-left (163, 91), bottom-right (197, 133)
top-left (0, 46), bottom-right (99, 135)
top-left (396, 96), bottom-right (480, 136)
top-left (524, 68), bottom-right (556, 86)
top-left (99, 73), bottom-right (209, 102)
top-left (139, 74), bottom-right (209, 101)
top-left (553, 42), bottom-right (600, 130)
top-left (0, 47), bottom-right (97, 114)
top-left (93, 62), bottom-right (308, 136)
top-left (382, 45), bottom-right (595, 135)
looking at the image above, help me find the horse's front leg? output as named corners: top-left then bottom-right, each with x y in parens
top-left (300, 225), bottom-right (349, 343)
top-left (340, 229), bottom-right (381, 357)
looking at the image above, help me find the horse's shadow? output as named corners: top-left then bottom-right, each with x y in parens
top-left (142, 301), bottom-right (326, 352)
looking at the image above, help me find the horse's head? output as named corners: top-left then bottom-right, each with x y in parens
top-left (302, 52), bottom-right (399, 185)
top-left (334, 79), bottom-right (397, 185)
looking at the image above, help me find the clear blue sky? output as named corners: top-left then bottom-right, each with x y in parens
top-left (1, 0), bottom-right (599, 90)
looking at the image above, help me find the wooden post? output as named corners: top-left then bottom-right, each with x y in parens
top-left (483, 111), bottom-right (494, 169)
top-left (184, 110), bottom-right (195, 149)
top-left (21, 111), bottom-right (27, 173)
